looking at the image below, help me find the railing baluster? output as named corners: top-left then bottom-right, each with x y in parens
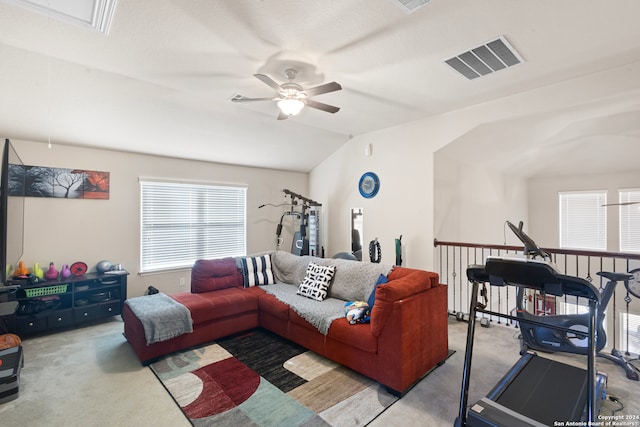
top-left (613, 258), bottom-right (617, 345)
top-left (626, 258), bottom-right (631, 356)
top-left (447, 245), bottom-right (452, 314)
top-left (458, 247), bottom-right (462, 320)
top-left (434, 238), bottom-right (640, 355)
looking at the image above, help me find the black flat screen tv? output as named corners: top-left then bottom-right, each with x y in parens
top-left (1, 139), bottom-right (25, 285)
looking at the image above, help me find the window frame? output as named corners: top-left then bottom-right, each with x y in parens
top-left (139, 178), bottom-right (247, 274)
top-left (558, 190), bottom-right (607, 251)
top-left (619, 188), bottom-right (640, 253)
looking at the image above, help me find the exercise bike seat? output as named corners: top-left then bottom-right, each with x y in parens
top-left (467, 265), bottom-right (490, 283)
top-left (597, 271), bottom-right (632, 282)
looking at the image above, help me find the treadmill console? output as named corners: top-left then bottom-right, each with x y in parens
top-left (485, 256), bottom-right (599, 300)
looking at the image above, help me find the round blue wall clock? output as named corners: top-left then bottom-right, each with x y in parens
top-left (358, 172), bottom-right (380, 198)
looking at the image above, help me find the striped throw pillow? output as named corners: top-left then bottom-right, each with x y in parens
top-left (241, 255), bottom-right (274, 287)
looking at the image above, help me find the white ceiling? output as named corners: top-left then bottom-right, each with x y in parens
top-left (1, 0), bottom-right (640, 173)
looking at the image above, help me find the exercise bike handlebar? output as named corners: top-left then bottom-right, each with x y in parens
top-left (507, 220), bottom-right (551, 259)
top-left (597, 271), bottom-right (633, 283)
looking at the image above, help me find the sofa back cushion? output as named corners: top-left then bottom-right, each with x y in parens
top-left (191, 257), bottom-right (243, 293)
top-left (271, 250), bottom-right (309, 284)
top-left (271, 250), bottom-right (392, 301)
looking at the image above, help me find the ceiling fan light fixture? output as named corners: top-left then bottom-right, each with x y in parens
top-left (232, 69), bottom-right (341, 119)
top-left (277, 98), bottom-right (305, 116)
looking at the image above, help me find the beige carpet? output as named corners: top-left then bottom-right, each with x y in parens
top-left (0, 316), bottom-right (637, 426)
top-left (0, 318), bottom-right (188, 427)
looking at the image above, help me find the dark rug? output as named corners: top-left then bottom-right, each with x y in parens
top-left (149, 329), bottom-right (399, 426)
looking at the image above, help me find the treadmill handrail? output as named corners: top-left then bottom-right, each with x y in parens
top-left (484, 256), bottom-right (600, 301)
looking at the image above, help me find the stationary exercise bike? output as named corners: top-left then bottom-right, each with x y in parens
top-left (508, 221), bottom-right (640, 381)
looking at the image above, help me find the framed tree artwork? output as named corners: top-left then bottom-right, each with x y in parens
top-left (9, 164), bottom-right (110, 199)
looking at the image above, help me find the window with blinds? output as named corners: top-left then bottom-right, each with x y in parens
top-left (140, 179), bottom-right (246, 273)
top-left (619, 189), bottom-right (640, 253)
top-left (620, 312), bottom-right (640, 354)
top-left (559, 191), bottom-right (607, 251)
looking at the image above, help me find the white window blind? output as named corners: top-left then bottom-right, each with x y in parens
top-left (620, 312), bottom-right (640, 355)
top-left (620, 189), bottom-right (640, 253)
top-left (140, 180), bottom-right (246, 272)
top-left (559, 191), bottom-right (607, 250)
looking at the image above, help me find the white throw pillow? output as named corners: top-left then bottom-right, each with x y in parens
top-left (296, 262), bottom-right (336, 301)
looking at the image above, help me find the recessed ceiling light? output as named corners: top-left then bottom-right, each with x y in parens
top-left (0, 0), bottom-right (118, 35)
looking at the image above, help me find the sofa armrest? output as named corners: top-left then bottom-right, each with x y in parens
top-left (370, 268), bottom-right (440, 337)
top-left (374, 284), bottom-right (449, 394)
top-left (376, 268), bottom-right (438, 301)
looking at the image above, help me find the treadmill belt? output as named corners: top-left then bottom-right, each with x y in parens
top-left (495, 356), bottom-right (588, 425)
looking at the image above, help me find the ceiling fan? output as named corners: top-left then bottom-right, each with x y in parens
top-left (230, 68), bottom-right (342, 120)
top-left (602, 202), bottom-right (640, 207)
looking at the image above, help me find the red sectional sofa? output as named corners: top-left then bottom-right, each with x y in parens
top-left (122, 252), bottom-right (449, 396)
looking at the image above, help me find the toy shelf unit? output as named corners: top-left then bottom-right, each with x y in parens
top-left (7, 272), bottom-right (128, 336)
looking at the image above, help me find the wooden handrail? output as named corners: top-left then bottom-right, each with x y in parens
top-left (434, 239), bottom-right (521, 252)
top-left (433, 238), bottom-right (640, 261)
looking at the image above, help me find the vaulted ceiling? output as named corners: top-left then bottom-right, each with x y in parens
top-left (1, 0), bottom-right (640, 173)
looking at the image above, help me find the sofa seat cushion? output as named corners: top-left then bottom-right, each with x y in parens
top-left (258, 291), bottom-right (290, 321)
top-left (289, 308), bottom-right (317, 330)
top-left (171, 288), bottom-right (258, 325)
top-left (327, 318), bottom-right (377, 354)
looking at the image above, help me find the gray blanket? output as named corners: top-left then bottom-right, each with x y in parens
top-left (262, 283), bottom-right (346, 335)
top-left (125, 293), bottom-right (193, 345)
top-left (271, 250), bottom-right (393, 302)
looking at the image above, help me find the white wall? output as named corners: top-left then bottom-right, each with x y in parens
top-left (529, 170), bottom-right (640, 251)
top-left (308, 63), bottom-right (640, 349)
top-left (10, 139), bottom-right (308, 298)
top-left (528, 171), bottom-right (640, 345)
top-left (434, 152), bottom-right (528, 246)
top-left (310, 126), bottom-right (442, 270)
top-left (310, 61), bottom-right (640, 272)
top-left (8, 61), bottom-right (640, 300)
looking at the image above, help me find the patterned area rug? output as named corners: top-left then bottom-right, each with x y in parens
top-left (149, 329), bottom-right (399, 426)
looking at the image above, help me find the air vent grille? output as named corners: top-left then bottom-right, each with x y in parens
top-left (445, 36), bottom-right (524, 80)
top-left (391, 0), bottom-right (431, 14)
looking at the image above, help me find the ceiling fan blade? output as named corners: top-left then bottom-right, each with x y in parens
top-left (254, 74), bottom-right (282, 91)
top-left (229, 94), bottom-right (273, 102)
top-left (277, 111), bottom-right (289, 120)
top-left (304, 81), bottom-right (342, 97)
top-left (602, 201), bottom-right (640, 207)
top-left (306, 99), bottom-right (340, 114)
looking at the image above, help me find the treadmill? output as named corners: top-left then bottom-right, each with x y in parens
top-left (454, 257), bottom-right (608, 427)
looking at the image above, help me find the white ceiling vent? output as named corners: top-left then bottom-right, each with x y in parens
top-left (445, 36), bottom-right (524, 80)
top-left (0, 0), bottom-right (118, 35)
top-left (391, 0), bottom-right (431, 14)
